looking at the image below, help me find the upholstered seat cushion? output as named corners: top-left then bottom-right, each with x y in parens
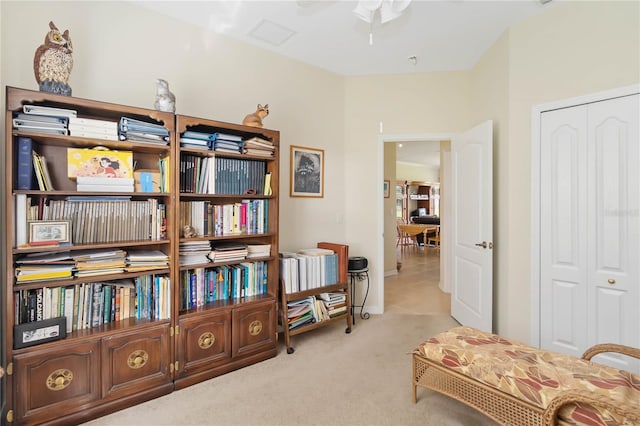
top-left (417, 326), bottom-right (640, 425)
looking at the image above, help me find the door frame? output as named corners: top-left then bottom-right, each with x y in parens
top-left (377, 132), bottom-right (453, 314)
top-left (529, 83), bottom-right (640, 347)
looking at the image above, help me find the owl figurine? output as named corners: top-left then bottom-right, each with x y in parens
top-left (33, 21), bottom-right (73, 96)
top-left (154, 79), bottom-right (176, 113)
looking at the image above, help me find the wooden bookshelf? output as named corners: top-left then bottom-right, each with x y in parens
top-left (2, 87), bottom-right (281, 424)
top-left (172, 114), bottom-right (279, 389)
top-left (279, 242), bottom-right (351, 354)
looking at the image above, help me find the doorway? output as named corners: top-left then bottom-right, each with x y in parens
top-left (380, 133), bottom-right (452, 313)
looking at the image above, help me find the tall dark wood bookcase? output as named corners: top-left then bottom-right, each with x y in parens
top-left (2, 87), bottom-right (280, 425)
top-left (173, 115), bottom-right (279, 389)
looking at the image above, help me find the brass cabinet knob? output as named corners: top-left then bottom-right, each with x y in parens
top-left (198, 332), bottom-right (215, 349)
top-left (127, 350), bottom-right (149, 369)
top-left (249, 320), bottom-right (263, 336)
top-left (46, 369), bottom-right (73, 391)
top-left (608, 278), bottom-right (616, 285)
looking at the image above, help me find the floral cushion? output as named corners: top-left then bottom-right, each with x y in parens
top-left (417, 326), bottom-right (640, 425)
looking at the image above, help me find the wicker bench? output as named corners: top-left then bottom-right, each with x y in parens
top-left (412, 326), bottom-right (640, 425)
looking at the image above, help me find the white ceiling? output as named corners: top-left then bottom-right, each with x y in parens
top-left (133, 0), bottom-right (555, 76)
top-left (133, 0), bottom-right (556, 167)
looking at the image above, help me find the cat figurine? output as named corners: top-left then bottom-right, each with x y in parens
top-left (242, 104), bottom-right (269, 128)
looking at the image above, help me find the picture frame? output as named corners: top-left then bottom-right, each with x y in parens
top-left (14, 317), bottom-right (66, 349)
top-left (290, 145), bottom-right (324, 198)
top-left (28, 220), bottom-right (71, 245)
top-left (384, 180), bottom-right (390, 198)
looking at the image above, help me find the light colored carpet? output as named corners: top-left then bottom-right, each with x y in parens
top-left (83, 313), bottom-right (497, 426)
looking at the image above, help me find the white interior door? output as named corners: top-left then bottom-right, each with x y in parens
top-left (450, 120), bottom-right (493, 332)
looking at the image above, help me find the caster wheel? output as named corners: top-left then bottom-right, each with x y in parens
top-left (287, 347), bottom-right (295, 354)
top-left (345, 327), bottom-right (352, 334)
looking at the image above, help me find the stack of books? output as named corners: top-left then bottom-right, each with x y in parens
top-left (118, 117), bottom-right (170, 145)
top-left (243, 136), bottom-right (275, 157)
top-left (246, 244), bottom-right (271, 259)
top-left (208, 242), bottom-right (248, 263)
top-left (318, 292), bottom-right (348, 318)
top-left (76, 176), bottom-right (134, 192)
top-left (73, 249), bottom-right (127, 277)
top-left (13, 104), bottom-right (76, 135)
top-left (180, 130), bottom-right (213, 149)
top-left (68, 116), bottom-right (119, 140)
top-left (15, 264), bottom-right (74, 282)
top-left (179, 240), bottom-right (211, 266)
top-left (15, 251), bottom-right (75, 282)
top-left (125, 249), bottom-right (169, 272)
top-left (211, 133), bottom-right (243, 153)
top-left (286, 297), bottom-right (316, 330)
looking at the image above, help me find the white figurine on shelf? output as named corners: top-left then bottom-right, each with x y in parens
top-left (154, 78), bottom-right (175, 113)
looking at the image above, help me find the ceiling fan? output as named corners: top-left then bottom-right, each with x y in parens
top-left (352, 0), bottom-right (412, 24)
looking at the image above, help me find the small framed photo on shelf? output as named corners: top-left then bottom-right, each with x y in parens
top-left (384, 180), bottom-right (390, 198)
top-left (28, 220), bottom-right (71, 246)
top-left (290, 145), bottom-right (324, 198)
top-left (14, 317), bottom-right (67, 349)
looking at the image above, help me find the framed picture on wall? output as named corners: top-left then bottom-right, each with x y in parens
top-left (290, 145), bottom-right (324, 198)
top-left (384, 180), bottom-right (390, 198)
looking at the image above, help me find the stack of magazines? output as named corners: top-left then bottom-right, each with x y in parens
top-left (119, 117), bottom-right (169, 145)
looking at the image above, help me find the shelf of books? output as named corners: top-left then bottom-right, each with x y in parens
top-left (279, 242), bottom-right (351, 354)
top-left (172, 115), bottom-right (279, 389)
top-left (4, 87), bottom-right (176, 425)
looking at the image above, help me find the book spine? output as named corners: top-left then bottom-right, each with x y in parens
top-left (17, 137), bottom-right (33, 190)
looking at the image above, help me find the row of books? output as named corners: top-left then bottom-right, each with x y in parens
top-left (12, 105), bottom-right (170, 145)
top-left (15, 195), bottom-right (167, 246)
top-left (16, 137), bottom-right (170, 193)
top-left (285, 292), bottom-right (348, 330)
top-left (180, 154), bottom-right (269, 195)
top-left (15, 249), bottom-right (169, 283)
top-left (179, 261), bottom-right (268, 310)
top-left (279, 248), bottom-right (340, 294)
top-left (14, 275), bottom-right (171, 332)
top-left (179, 199), bottom-right (268, 238)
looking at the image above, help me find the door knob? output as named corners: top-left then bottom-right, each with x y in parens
top-left (475, 241), bottom-right (487, 249)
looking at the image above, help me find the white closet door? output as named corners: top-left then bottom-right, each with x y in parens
top-left (540, 94), bottom-right (639, 373)
top-left (540, 105), bottom-right (588, 359)
top-left (587, 94), bottom-right (639, 372)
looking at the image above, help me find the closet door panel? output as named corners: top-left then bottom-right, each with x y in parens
top-left (540, 106), bottom-right (588, 357)
top-left (587, 94), bottom-right (639, 372)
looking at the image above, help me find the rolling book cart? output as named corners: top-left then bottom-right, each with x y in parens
top-left (279, 242), bottom-right (352, 354)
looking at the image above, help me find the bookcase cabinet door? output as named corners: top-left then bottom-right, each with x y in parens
top-left (232, 299), bottom-right (276, 358)
top-left (177, 310), bottom-right (232, 377)
top-left (101, 324), bottom-right (172, 399)
top-left (13, 340), bottom-right (101, 424)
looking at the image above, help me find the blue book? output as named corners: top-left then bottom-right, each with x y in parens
top-left (16, 136), bottom-right (34, 190)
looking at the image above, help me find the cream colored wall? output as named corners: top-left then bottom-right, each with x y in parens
top-left (396, 162), bottom-right (439, 183)
top-left (468, 32), bottom-right (510, 335)
top-left (344, 72), bottom-right (471, 313)
top-left (383, 143), bottom-right (397, 275)
top-left (2, 1), bottom-right (637, 340)
top-left (501, 0), bottom-right (639, 343)
top-left (0, 1), bottom-right (347, 254)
